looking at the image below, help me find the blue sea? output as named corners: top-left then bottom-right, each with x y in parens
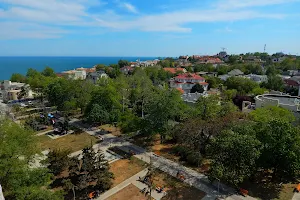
top-left (0, 56), bottom-right (158, 80)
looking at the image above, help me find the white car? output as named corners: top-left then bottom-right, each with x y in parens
top-left (20, 103), bottom-right (27, 107)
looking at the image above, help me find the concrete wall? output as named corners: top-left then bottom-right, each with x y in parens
top-left (255, 94), bottom-right (300, 112)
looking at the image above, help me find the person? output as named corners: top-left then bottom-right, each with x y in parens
top-left (145, 190), bottom-right (150, 196)
top-left (140, 187), bottom-right (146, 193)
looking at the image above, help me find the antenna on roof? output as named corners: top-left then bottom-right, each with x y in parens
top-left (264, 44), bottom-right (266, 53)
top-left (221, 47), bottom-right (226, 52)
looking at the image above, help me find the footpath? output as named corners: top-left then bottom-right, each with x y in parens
top-left (69, 119), bottom-right (257, 200)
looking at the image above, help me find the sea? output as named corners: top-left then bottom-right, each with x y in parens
top-left (0, 56), bottom-right (158, 80)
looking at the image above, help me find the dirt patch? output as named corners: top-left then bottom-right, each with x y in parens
top-left (110, 157), bottom-right (146, 187)
top-left (150, 170), bottom-right (206, 200)
top-left (99, 124), bottom-right (122, 137)
top-left (106, 184), bottom-right (147, 200)
top-left (38, 132), bottom-right (98, 152)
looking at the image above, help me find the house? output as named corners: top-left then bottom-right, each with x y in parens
top-left (228, 69), bottom-right (244, 76)
top-left (284, 76), bottom-right (300, 96)
top-left (86, 71), bottom-right (108, 84)
top-left (1, 80), bottom-right (33, 101)
top-left (120, 66), bottom-right (134, 75)
top-left (197, 72), bottom-right (218, 77)
top-left (76, 67), bottom-right (96, 73)
top-left (193, 56), bottom-right (223, 65)
top-left (245, 74), bottom-right (268, 83)
top-left (169, 73), bottom-right (209, 93)
top-left (181, 92), bottom-right (208, 104)
top-left (163, 68), bottom-right (187, 74)
top-left (218, 74), bottom-right (230, 81)
top-left (62, 70), bottom-right (87, 80)
top-left (243, 56), bottom-right (264, 63)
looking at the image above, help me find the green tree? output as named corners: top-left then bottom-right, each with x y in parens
top-left (0, 119), bottom-right (63, 200)
top-left (10, 73), bottom-right (26, 82)
top-left (118, 60), bottom-right (130, 68)
top-left (205, 76), bottom-right (222, 89)
top-left (191, 83), bottom-right (204, 93)
top-left (223, 89), bottom-right (237, 101)
top-left (95, 64), bottom-right (107, 71)
top-left (208, 130), bottom-right (261, 186)
top-left (250, 106), bottom-right (295, 123)
top-left (225, 76), bottom-right (259, 94)
top-left (86, 104), bottom-right (110, 124)
top-left (256, 119), bottom-right (300, 178)
top-left (42, 67), bottom-right (56, 77)
top-left (251, 87), bottom-right (267, 96)
top-left (195, 95), bottom-right (221, 120)
top-left (143, 89), bottom-right (185, 141)
top-left (260, 75), bottom-right (284, 91)
top-left (68, 147), bottom-right (113, 192)
top-left (46, 149), bottom-right (71, 176)
top-left (26, 68), bottom-right (40, 78)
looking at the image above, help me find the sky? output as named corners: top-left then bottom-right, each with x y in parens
top-left (0, 0), bottom-right (300, 56)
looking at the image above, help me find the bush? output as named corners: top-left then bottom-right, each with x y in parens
top-left (187, 151), bottom-right (203, 166)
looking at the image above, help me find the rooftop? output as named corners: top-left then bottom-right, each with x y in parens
top-left (175, 73), bottom-right (205, 80)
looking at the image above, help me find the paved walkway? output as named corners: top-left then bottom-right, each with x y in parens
top-left (36, 129), bottom-right (53, 136)
top-left (293, 192), bottom-right (300, 200)
top-left (98, 169), bottom-right (165, 200)
top-left (71, 119), bottom-right (257, 200)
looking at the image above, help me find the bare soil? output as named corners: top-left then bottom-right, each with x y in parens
top-left (106, 184), bottom-right (147, 200)
top-left (109, 157), bottom-right (146, 187)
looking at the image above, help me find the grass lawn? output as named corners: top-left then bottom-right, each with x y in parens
top-left (109, 157), bottom-right (147, 187)
top-left (99, 124), bottom-right (122, 137)
top-left (273, 183), bottom-right (296, 200)
top-left (151, 170), bottom-right (206, 200)
top-left (106, 184), bottom-right (147, 200)
top-left (38, 132), bottom-right (98, 152)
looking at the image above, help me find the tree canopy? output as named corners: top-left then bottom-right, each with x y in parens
top-left (0, 119), bottom-right (63, 200)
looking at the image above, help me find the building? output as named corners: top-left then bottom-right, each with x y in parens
top-left (62, 69), bottom-right (87, 80)
top-left (227, 69), bottom-right (244, 76)
top-left (284, 76), bottom-right (300, 96)
top-left (86, 71), bottom-right (108, 84)
top-left (243, 56), bottom-right (264, 63)
top-left (163, 68), bottom-right (187, 74)
top-left (255, 93), bottom-right (300, 115)
top-left (181, 92), bottom-right (208, 104)
top-left (193, 56), bottom-right (223, 65)
top-left (245, 74), bottom-right (268, 83)
top-left (1, 80), bottom-right (33, 101)
top-left (169, 73), bottom-right (209, 93)
top-left (197, 71), bottom-right (218, 77)
top-left (120, 66), bottom-right (134, 75)
top-left (76, 67), bottom-right (96, 73)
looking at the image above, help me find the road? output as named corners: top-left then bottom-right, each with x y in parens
top-left (70, 119), bottom-right (257, 200)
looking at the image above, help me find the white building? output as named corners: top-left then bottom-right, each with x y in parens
top-left (62, 70), bottom-right (87, 80)
top-left (1, 80), bottom-right (33, 101)
top-left (169, 73), bottom-right (209, 93)
top-left (245, 74), bottom-right (268, 83)
top-left (255, 93), bottom-right (300, 114)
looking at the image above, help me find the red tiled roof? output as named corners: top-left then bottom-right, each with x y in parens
top-left (175, 73), bottom-right (205, 80)
top-left (121, 66), bottom-right (134, 71)
top-left (176, 88), bottom-right (184, 94)
top-left (163, 68), bottom-right (185, 74)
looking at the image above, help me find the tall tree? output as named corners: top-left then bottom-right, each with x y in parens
top-left (208, 130), bottom-right (261, 186)
top-left (260, 75), bottom-right (284, 91)
top-left (42, 67), bottom-right (56, 77)
top-left (10, 73), bottom-right (26, 82)
top-left (191, 83), bottom-right (204, 93)
top-left (0, 119), bottom-right (63, 200)
top-left (46, 149), bottom-right (71, 176)
top-left (250, 106), bottom-right (295, 123)
top-left (256, 119), bottom-right (300, 178)
top-left (118, 60), bottom-right (130, 68)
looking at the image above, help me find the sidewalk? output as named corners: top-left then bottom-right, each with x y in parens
top-left (71, 119), bottom-right (257, 200)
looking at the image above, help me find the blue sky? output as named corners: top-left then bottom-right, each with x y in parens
top-left (0, 0), bottom-right (299, 56)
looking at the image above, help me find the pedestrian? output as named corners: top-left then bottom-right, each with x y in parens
top-left (140, 187), bottom-right (146, 193)
top-left (145, 190), bottom-right (150, 196)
